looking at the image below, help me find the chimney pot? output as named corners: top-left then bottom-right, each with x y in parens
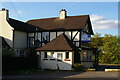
top-left (60, 9), bottom-right (67, 19)
top-left (2, 8), bottom-right (6, 11)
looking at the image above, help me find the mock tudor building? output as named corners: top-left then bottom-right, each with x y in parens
top-left (1, 8), bottom-right (94, 70)
top-left (0, 8), bottom-right (42, 56)
top-left (27, 9), bottom-right (94, 70)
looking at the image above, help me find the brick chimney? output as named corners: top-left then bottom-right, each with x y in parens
top-left (60, 9), bottom-right (67, 19)
top-left (0, 8), bottom-right (9, 20)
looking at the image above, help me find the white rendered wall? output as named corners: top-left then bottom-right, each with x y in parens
top-left (14, 30), bottom-right (27, 49)
top-left (40, 51), bottom-right (73, 70)
top-left (0, 10), bottom-right (28, 57)
top-left (0, 10), bottom-right (14, 48)
top-left (50, 32), bottom-right (56, 41)
top-left (65, 31), bottom-right (71, 40)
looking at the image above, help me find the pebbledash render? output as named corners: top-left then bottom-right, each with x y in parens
top-left (1, 8), bottom-right (96, 70)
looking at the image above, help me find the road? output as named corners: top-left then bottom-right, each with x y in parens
top-left (96, 64), bottom-right (120, 71)
top-left (2, 71), bottom-right (120, 80)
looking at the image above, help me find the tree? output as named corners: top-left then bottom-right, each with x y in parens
top-left (90, 32), bottom-right (103, 48)
top-left (91, 33), bottom-right (120, 64)
top-left (100, 35), bottom-right (120, 64)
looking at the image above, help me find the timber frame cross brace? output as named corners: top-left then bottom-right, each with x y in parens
top-left (72, 31), bottom-right (79, 41)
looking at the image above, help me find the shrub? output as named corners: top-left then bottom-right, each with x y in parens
top-left (2, 48), bottom-right (15, 57)
top-left (85, 68), bottom-right (96, 71)
top-left (73, 63), bottom-right (86, 71)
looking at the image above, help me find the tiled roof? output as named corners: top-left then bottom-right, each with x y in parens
top-left (7, 18), bottom-right (44, 32)
top-left (36, 34), bottom-right (80, 51)
top-left (27, 15), bottom-right (93, 34)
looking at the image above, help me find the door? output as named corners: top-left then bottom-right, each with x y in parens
top-left (57, 53), bottom-right (62, 61)
top-left (57, 53), bottom-right (63, 70)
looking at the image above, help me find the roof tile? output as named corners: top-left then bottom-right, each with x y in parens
top-left (36, 34), bottom-right (80, 51)
top-left (27, 15), bottom-right (89, 31)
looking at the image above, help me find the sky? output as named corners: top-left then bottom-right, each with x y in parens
top-left (1, 2), bottom-right (119, 36)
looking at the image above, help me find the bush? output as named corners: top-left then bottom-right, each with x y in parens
top-left (73, 63), bottom-right (86, 71)
top-left (85, 68), bottom-right (96, 71)
top-left (2, 48), bottom-right (15, 57)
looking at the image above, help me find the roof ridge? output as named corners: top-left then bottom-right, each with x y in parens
top-left (27, 17), bottom-right (59, 22)
top-left (27, 15), bottom-right (89, 22)
top-left (7, 18), bottom-right (44, 32)
top-left (26, 15), bottom-right (93, 34)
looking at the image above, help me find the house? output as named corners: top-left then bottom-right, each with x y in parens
top-left (36, 33), bottom-right (80, 70)
top-left (0, 8), bottom-right (41, 57)
top-left (1, 8), bottom-right (95, 70)
top-left (27, 9), bottom-right (94, 70)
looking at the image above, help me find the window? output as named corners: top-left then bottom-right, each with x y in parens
top-left (28, 38), bottom-right (34, 47)
top-left (76, 42), bottom-right (79, 47)
top-left (19, 50), bottom-right (25, 57)
top-left (90, 55), bottom-right (91, 61)
top-left (17, 50), bottom-right (19, 52)
top-left (81, 51), bottom-right (92, 61)
top-left (51, 52), bottom-right (54, 58)
top-left (81, 51), bottom-right (87, 61)
top-left (66, 52), bottom-right (69, 59)
top-left (44, 52), bottom-right (47, 58)
top-left (57, 32), bottom-right (63, 36)
top-left (28, 33), bottom-right (34, 37)
top-left (42, 32), bottom-right (49, 42)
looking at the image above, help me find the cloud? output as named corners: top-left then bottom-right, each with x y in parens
top-left (10, 10), bottom-right (25, 20)
top-left (10, 10), bottom-right (24, 15)
top-left (17, 10), bottom-right (24, 15)
top-left (90, 14), bottom-right (118, 30)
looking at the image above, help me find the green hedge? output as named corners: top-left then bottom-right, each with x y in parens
top-left (73, 63), bottom-right (86, 71)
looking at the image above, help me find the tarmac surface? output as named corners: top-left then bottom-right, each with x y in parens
top-left (2, 71), bottom-right (120, 80)
top-left (2, 64), bottom-right (120, 80)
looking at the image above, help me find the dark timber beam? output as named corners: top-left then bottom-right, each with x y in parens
top-left (79, 30), bottom-right (81, 47)
top-left (34, 32), bottom-right (35, 46)
top-left (41, 32), bottom-right (42, 47)
top-left (72, 31), bottom-right (79, 41)
top-left (56, 31), bottom-right (57, 37)
top-left (49, 31), bottom-right (50, 41)
top-left (13, 30), bottom-right (15, 49)
top-left (63, 31), bottom-right (65, 34)
top-left (27, 32), bottom-right (28, 48)
top-left (37, 32), bottom-right (38, 39)
top-left (71, 31), bottom-right (72, 41)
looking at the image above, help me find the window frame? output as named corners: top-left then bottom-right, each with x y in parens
top-left (66, 52), bottom-right (69, 59)
top-left (44, 52), bottom-right (47, 58)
